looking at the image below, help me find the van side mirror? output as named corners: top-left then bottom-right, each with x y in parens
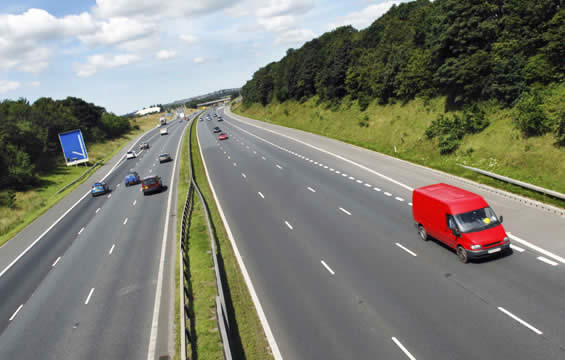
top-left (451, 229), bottom-right (461, 237)
top-left (499, 215), bottom-right (503, 223)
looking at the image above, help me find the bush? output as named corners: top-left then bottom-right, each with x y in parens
top-left (0, 190), bottom-right (16, 208)
top-left (555, 112), bottom-right (565, 146)
top-left (425, 106), bottom-right (489, 154)
top-left (358, 95), bottom-right (372, 112)
top-left (514, 91), bottom-right (551, 137)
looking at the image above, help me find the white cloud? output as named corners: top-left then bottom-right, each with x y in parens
top-left (93, 0), bottom-right (239, 19)
top-left (156, 49), bottom-right (178, 60)
top-left (193, 56), bottom-right (218, 64)
top-left (180, 34), bottom-right (199, 45)
top-left (78, 17), bottom-right (157, 48)
top-left (74, 53), bottom-right (140, 77)
top-left (30, 81), bottom-right (41, 88)
top-left (256, 0), bottom-right (314, 18)
top-left (330, 1), bottom-right (401, 30)
top-left (276, 28), bottom-right (315, 45)
top-left (0, 8), bottom-right (95, 73)
top-left (257, 15), bottom-right (296, 33)
top-left (0, 80), bottom-right (21, 94)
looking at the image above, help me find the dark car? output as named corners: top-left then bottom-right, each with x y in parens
top-left (124, 171), bottom-right (140, 186)
top-left (91, 182), bottom-right (110, 197)
top-left (213, 127), bottom-right (221, 133)
top-left (140, 142), bottom-right (150, 150)
top-left (142, 176), bottom-right (164, 195)
top-left (217, 117), bottom-right (223, 121)
top-left (159, 153), bottom-right (172, 163)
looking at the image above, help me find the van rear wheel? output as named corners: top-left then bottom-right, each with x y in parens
top-left (418, 225), bottom-right (428, 241)
top-left (457, 246), bottom-right (469, 263)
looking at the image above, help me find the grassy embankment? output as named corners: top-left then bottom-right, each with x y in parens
top-left (189, 118), bottom-right (273, 359)
top-left (234, 86), bottom-right (565, 209)
top-left (0, 112), bottom-right (174, 246)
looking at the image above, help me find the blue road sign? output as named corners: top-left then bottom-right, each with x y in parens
top-left (58, 129), bottom-right (89, 166)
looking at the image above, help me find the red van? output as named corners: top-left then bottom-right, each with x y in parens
top-left (412, 183), bottom-right (511, 263)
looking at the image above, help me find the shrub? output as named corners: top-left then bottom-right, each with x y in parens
top-left (514, 91), bottom-right (551, 137)
top-left (0, 190), bottom-right (16, 208)
top-left (555, 111), bottom-right (565, 146)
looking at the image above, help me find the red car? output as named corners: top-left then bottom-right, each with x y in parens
top-left (218, 133), bottom-right (229, 140)
top-left (142, 176), bottom-right (164, 195)
top-left (412, 183), bottom-right (510, 263)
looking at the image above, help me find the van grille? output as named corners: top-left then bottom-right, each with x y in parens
top-left (484, 241), bottom-right (501, 248)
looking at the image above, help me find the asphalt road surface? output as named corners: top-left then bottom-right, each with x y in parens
top-left (0, 115), bottom-right (192, 360)
top-left (198, 108), bottom-right (565, 360)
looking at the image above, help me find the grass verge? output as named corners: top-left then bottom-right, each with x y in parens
top-left (233, 95), bottom-right (565, 209)
top-left (0, 112), bottom-right (170, 246)
top-left (190, 118), bottom-right (273, 359)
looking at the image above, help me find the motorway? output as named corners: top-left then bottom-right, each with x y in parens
top-left (0, 114), bottom-right (192, 359)
top-left (198, 107), bottom-right (565, 359)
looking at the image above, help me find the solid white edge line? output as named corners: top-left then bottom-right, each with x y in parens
top-left (9, 304), bottom-right (23, 321)
top-left (537, 256), bottom-right (558, 266)
top-left (284, 221), bottom-right (293, 230)
top-left (508, 233), bottom-right (565, 265)
top-left (396, 243), bottom-right (417, 257)
top-left (321, 260), bottom-right (335, 275)
top-left (196, 123), bottom-right (283, 360)
top-left (78, 227), bottom-right (85, 235)
top-left (497, 307), bottom-right (543, 335)
top-left (109, 244), bottom-right (115, 255)
top-left (146, 118), bottom-right (187, 360)
top-left (391, 337), bottom-right (417, 360)
top-left (52, 256), bottom-right (61, 267)
top-left (258, 192), bottom-right (265, 199)
top-left (84, 288), bottom-right (95, 305)
top-left (339, 207), bottom-right (352, 216)
top-left (227, 108), bottom-right (565, 270)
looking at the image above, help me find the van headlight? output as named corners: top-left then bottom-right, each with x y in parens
top-left (470, 244), bottom-right (482, 250)
top-left (503, 237), bottom-right (509, 243)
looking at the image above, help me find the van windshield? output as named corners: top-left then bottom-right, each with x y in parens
top-left (454, 206), bottom-right (500, 233)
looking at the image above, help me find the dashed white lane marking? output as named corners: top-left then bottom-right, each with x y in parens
top-left (116, 184), bottom-right (120, 187)
top-left (537, 256), bottom-right (558, 266)
top-left (149, 169), bottom-right (153, 173)
top-left (364, 183), bottom-right (372, 187)
top-left (107, 194), bottom-right (112, 199)
top-left (396, 243), bottom-right (417, 257)
top-left (384, 192), bottom-right (392, 197)
top-left (408, 202), bottom-right (413, 206)
top-left (233, 162), bottom-right (237, 167)
top-left (262, 156), bottom-right (266, 160)
top-left (391, 337), bottom-right (417, 360)
top-left (329, 168), bottom-right (334, 172)
top-left (84, 288), bottom-right (95, 305)
top-left (123, 218), bottom-right (128, 225)
top-left (253, 151), bottom-right (257, 154)
top-left (309, 160), bottom-right (314, 163)
top-left (374, 187), bottom-right (381, 192)
top-left (324, 166), bottom-right (328, 169)
top-left (224, 151), bottom-right (227, 154)
top-left (109, 244), bottom-right (115, 255)
top-left (339, 207), bottom-right (352, 216)
top-left (356, 179), bottom-right (363, 184)
top-left (258, 192), bottom-right (265, 199)
top-left (228, 156), bottom-right (231, 159)
top-left (52, 257), bottom-right (61, 267)
top-left (96, 208), bottom-right (101, 213)
top-left (510, 244), bottom-right (525, 252)
top-left (342, 174), bottom-right (347, 177)
top-left (349, 176), bottom-right (355, 180)
top-left (78, 227), bottom-right (85, 235)
top-left (276, 164), bottom-right (283, 170)
top-left (497, 307), bottom-right (543, 335)
top-left (395, 197), bottom-right (405, 202)
top-left (307, 187), bottom-right (316, 193)
top-left (242, 173), bottom-right (247, 179)
top-left (284, 221), bottom-right (293, 230)
top-left (314, 161), bottom-right (318, 165)
top-left (133, 200), bottom-right (137, 206)
top-left (321, 260), bottom-right (335, 275)
top-left (335, 170), bottom-right (341, 174)
top-left (9, 304), bottom-right (23, 321)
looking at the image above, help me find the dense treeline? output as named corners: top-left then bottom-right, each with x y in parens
top-left (241, 0), bottom-right (564, 144)
top-left (0, 97), bottom-right (133, 192)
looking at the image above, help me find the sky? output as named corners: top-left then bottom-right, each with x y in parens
top-left (0, 0), bottom-right (408, 114)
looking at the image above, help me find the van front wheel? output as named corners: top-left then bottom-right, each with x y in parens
top-left (457, 246), bottom-right (469, 263)
top-left (418, 225), bottom-right (428, 241)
